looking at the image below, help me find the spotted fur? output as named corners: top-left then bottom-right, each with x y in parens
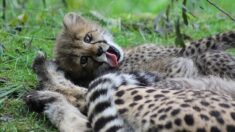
top-left (180, 30), bottom-right (235, 57)
top-left (25, 68), bottom-right (235, 132)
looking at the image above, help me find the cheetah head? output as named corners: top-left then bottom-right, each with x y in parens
top-left (54, 12), bottom-right (124, 84)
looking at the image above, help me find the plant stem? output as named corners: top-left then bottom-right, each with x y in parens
top-left (207, 0), bottom-right (235, 22)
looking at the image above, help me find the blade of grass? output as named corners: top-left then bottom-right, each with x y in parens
top-left (0, 84), bottom-right (22, 99)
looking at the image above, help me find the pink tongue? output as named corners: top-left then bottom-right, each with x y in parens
top-left (106, 52), bottom-right (118, 67)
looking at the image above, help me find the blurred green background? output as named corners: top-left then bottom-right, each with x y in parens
top-left (0, 0), bottom-right (235, 131)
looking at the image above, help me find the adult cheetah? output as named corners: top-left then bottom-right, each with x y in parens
top-left (25, 55), bottom-right (235, 132)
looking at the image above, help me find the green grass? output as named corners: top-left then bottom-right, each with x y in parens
top-left (0, 0), bottom-right (235, 131)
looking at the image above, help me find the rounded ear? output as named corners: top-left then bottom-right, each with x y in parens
top-left (63, 12), bottom-right (84, 30)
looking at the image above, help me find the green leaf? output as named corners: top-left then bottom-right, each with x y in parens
top-left (17, 13), bottom-right (28, 24)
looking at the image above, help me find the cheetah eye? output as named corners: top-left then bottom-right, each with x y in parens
top-left (84, 34), bottom-right (92, 43)
top-left (80, 56), bottom-right (88, 66)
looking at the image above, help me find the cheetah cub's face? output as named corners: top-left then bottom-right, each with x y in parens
top-left (54, 12), bottom-right (124, 81)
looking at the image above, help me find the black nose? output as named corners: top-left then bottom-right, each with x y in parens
top-left (97, 47), bottom-right (104, 56)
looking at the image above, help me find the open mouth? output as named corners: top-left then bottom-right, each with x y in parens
top-left (105, 46), bottom-right (121, 67)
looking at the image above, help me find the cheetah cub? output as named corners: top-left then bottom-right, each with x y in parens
top-left (55, 12), bottom-right (235, 87)
top-left (25, 55), bottom-right (235, 132)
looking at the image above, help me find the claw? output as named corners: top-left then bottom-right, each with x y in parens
top-left (23, 91), bottom-right (58, 113)
top-left (32, 51), bottom-right (47, 73)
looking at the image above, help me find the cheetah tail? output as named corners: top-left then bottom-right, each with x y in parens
top-left (86, 71), bottom-right (161, 132)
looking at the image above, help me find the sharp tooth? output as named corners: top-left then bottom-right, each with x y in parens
top-left (94, 54), bottom-right (107, 62)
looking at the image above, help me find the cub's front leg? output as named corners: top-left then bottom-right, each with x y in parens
top-left (32, 51), bottom-right (88, 112)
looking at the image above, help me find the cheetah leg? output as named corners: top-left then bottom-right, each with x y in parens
top-left (32, 51), bottom-right (88, 112)
top-left (181, 31), bottom-right (235, 56)
top-left (24, 90), bottom-right (91, 132)
top-left (194, 51), bottom-right (235, 79)
top-left (162, 57), bottom-right (199, 78)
